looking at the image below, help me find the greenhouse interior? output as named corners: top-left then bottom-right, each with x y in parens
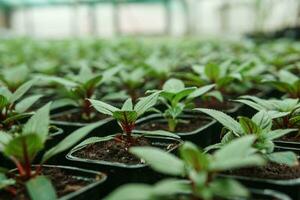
top-left (0, 0), bottom-right (300, 200)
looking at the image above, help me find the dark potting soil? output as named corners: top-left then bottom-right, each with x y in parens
top-left (0, 167), bottom-right (96, 200)
top-left (52, 110), bottom-right (107, 123)
top-left (73, 136), bottom-right (152, 165)
top-left (226, 162), bottom-right (300, 180)
top-left (194, 99), bottom-right (237, 112)
top-left (136, 116), bottom-right (210, 133)
top-left (280, 135), bottom-right (300, 143)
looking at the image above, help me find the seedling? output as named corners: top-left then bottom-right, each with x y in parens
top-left (42, 65), bottom-right (119, 119)
top-left (149, 78), bottom-right (214, 132)
top-left (105, 136), bottom-right (265, 200)
top-left (266, 69), bottom-right (300, 98)
top-left (196, 108), bottom-right (298, 166)
top-left (0, 65), bottom-right (30, 92)
top-left (89, 92), bottom-right (162, 144)
top-left (236, 95), bottom-right (300, 137)
top-left (0, 80), bottom-right (41, 130)
top-left (0, 103), bottom-right (104, 200)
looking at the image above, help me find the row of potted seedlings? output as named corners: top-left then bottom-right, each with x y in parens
top-left (0, 39), bottom-right (299, 200)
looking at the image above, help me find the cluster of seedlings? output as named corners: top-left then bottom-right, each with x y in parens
top-left (0, 38), bottom-right (299, 200)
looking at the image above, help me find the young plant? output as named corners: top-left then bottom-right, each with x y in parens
top-left (118, 67), bottom-right (146, 101)
top-left (105, 136), bottom-right (265, 200)
top-left (265, 69), bottom-right (300, 98)
top-left (235, 96), bottom-right (300, 137)
top-left (0, 79), bottom-right (42, 130)
top-left (89, 92), bottom-right (161, 143)
top-left (196, 108), bottom-right (298, 166)
top-left (42, 65), bottom-right (119, 119)
top-left (0, 65), bottom-right (30, 92)
top-left (0, 103), bottom-right (105, 200)
top-left (150, 78), bottom-right (214, 132)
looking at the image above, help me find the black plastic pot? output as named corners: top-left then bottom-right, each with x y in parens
top-left (135, 113), bottom-right (218, 148)
top-left (65, 134), bottom-right (182, 194)
top-left (9, 165), bottom-right (107, 200)
top-left (50, 109), bottom-right (116, 135)
top-left (275, 140), bottom-right (300, 149)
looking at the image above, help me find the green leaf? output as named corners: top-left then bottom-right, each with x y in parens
top-left (134, 92), bottom-right (159, 117)
top-left (252, 111), bottom-right (272, 131)
top-left (113, 111), bottom-right (138, 124)
top-left (262, 129), bottom-right (297, 141)
top-left (187, 84), bottom-right (215, 99)
top-left (4, 134), bottom-right (43, 163)
top-left (42, 76), bottom-right (77, 87)
top-left (130, 147), bottom-right (185, 176)
top-left (89, 99), bottom-right (119, 116)
top-left (26, 176), bottom-right (57, 200)
top-left (162, 78), bottom-right (185, 93)
top-left (104, 184), bottom-right (152, 200)
top-left (153, 179), bottom-right (191, 197)
top-left (239, 117), bottom-right (260, 135)
top-left (0, 95), bottom-right (9, 110)
top-left (2, 112), bottom-right (33, 125)
top-left (172, 87), bottom-right (196, 105)
top-left (23, 103), bottom-right (51, 143)
top-left (266, 151), bottom-right (298, 166)
top-left (9, 79), bottom-right (36, 104)
top-left (42, 121), bottom-right (107, 163)
top-left (210, 178), bottom-right (249, 199)
top-left (204, 63), bottom-right (220, 81)
top-left (180, 142), bottom-right (210, 171)
top-left (0, 173), bottom-right (15, 190)
top-left (122, 98), bottom-right (133, 110)
top-left (211, 136), bottom-right (265, 171)
top-left (195, 108), bottom-right (242, 135)
top-left (15, 95), bottom-right (43, 113)
top-left (234, 99), bottom-right (264, 111)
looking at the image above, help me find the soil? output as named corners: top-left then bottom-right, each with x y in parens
top-left (73, 135), bottom-right (178, 165)
top-left (136, 116), bottom-right (211, 133)
top-left (0, 167), bottom-right (96, 200)
top-left (52, 109), bottom-right (108, 123)
top-left (226, 161), bottom-right (300, 180)
top-left (195, 99), bottom-right (238, 112)
top-left (73, 136), bottom-right (151, 165)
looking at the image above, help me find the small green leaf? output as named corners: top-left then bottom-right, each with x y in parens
top-left (210, 178), bottom-right (249, 199)
top-left (162, 78), bottom-right (185, 93)
top-left (122, 98), bottom-right (133, 110)
top-left (113, 111), bottom-right (138, 124)
top-left (0, 95), bottom-right (9, 110)
top-left (134, 92), bottom-right (159, 117)
top-left (89, 99), bottom-right (119, 116)
top-left (239, 117), bottom-right (260, 135)
top-left (104, 184), bottom-right (152, 200)
top-left (15, 94), bottom-right (43, 113)
top-left (195, 108), bottom-right (242, 135)
top-left (187, 84), bottom-right (215, 99)
top-left (266, 151), bottom-right (298, 166)
top-left (9, 79), bottom-right (36, 104)
top-left (23, 103), bottom-right (51, 143)
top-left (0, 173), bottom-right (15, 190)
top-left (26, 176), bottom-right (57, 200)
top-left (130, 146), bottom-right (185, 176)
top-left (4, 134), bottom-right (43, 163)
top-left (204, 63), bottom-right (220, 81)
top-left (153, 179), bottom-right (191, 197)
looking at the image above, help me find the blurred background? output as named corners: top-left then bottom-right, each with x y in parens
top-left (0, 0), bottom-right (299, 39)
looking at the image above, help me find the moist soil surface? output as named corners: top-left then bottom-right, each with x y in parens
top-left (73, 135), bottom-right (177, 165)
top-left (52, 110), bottom-right (108, 123)
top-left (0, 167), bottom-right (95, 200)
top-left (194, 99), bottom-right (238, 112)
top-left (226, 161), bottom-right (300, 180)
top-left (136, 116), bottom-right (211, 133)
